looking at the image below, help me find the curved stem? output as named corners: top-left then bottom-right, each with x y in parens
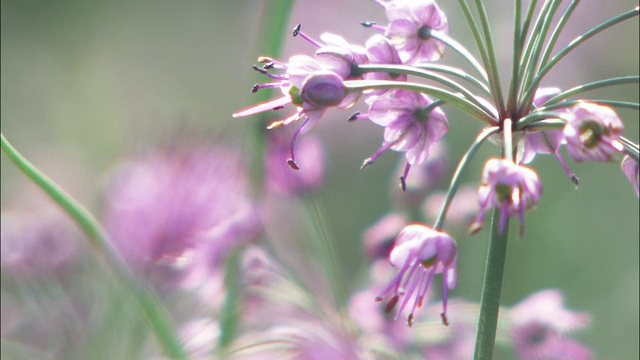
top-left (356, 64), bottom-right (495, 115)
top-left (414, 63), bottom-right (491, 95)
top-left (428, 30), bottom-right (488, 82)
top-left (473, 0), bottom-right (505, 117)
top-left (536, 100), bottom-right (640, 113)
top-left (433, 126), bottom-right (500, 230)
top-left (520, 7), bottom-right (639, 112)
top-left (1, 133), bottom-right (187, 359)
top-left (344, 80), bottom-right (498, 125)
top-left (542, 76), bottom-right (640, 106)
top-left (473, 193), bottom-right (510, 360)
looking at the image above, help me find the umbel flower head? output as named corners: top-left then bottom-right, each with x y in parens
top-left (471, 158), bottom-right (542, 237)
top-left (376, 223), bottom-right (457, 327)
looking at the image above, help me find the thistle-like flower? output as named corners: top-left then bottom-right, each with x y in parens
top-left (563, 102), bottom-right (625, 162)
top-left (471, 158), bottom-right (542, 237)
top-left (362, 89), bottom-right (448, 188)
top-left (376, 223), bottom-right (457, 326)
top-left (375, 0), bottom-right (449, 64)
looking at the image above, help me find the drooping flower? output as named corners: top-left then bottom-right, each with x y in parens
top-left (422, 184), bottom-right (480, 228)
top-left (509, 289), bottom-right (592, 360)
top-left (563, 102), bottom-right (625, 162)
top-left (376, 0), bottom-right (449, 64)
top-left (376, 223), bottom-right (458, 327)
top-left (363, 89), bottom-right (448, 188)
top-left (363, 212), bottom-right (408, 261)
top-left (621, 154), bottom-right (639, 197)
top-left (470, 158), bottom-right (542, 236)
top-left (520, 87), bottom-right (578, 185)
top-left (233, 55), bottom-right (348, 169)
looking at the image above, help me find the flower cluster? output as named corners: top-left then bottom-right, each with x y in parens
top-left (234, 0), bottom-right (639, 334)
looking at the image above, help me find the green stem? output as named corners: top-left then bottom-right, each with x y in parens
top-left (543, 76), bottom-right (640, 106)
top-left (473, 0), bottom-right (505, 117)
top-left (343, 80), bottom-right (498, 124)
top-left (520, 7), bottom-right (639, 113)
top-left (433, 126), bottom-right (500, 230)
top-left (473, 204), bottom-right (510, 360)
top-left (1, 133), bottom-right (187, 359)
top-left (428, 30), bottom-right (488, 82)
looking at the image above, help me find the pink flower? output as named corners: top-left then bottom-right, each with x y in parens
top-left (471, 158), bottom-right (542, 236)
top-left (509, 289), bottom-right (592, 360)
top-left (380, 0), bottom-right (449, 64)
top-left (621, 154), bottom-right (639, 197)
top-left (363, 89), bottom-right (448, 188)
top-left (563, 102), bottom-right (625, 162)
top-left (376, 223), bottom-right (457, 326)
top-left (364, 34), bottom-right (407, 95)
top-left (233, 55), bottom-right (348, 169)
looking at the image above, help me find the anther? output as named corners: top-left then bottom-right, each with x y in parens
top-left (440, 312), bottom-right (449, 326)
top-left (348, 112), bottom-right (361, 122)
top-left (251, 84), bottom-right (260, 93)
top-left (399, 176), bottom-right (407, 192)
top-left (292, 23), bottom-right (302, 37)
top-left (361, 158), bottom-right (374, 170)
top-left (252, 65), bottom-right (268, 74)
top-left (570, 174), bottom-right (580, 188)
top-left (384, 295), bottom-right (399, 313)
top-left (287, 159), bottom-right (300, 170)
top-left (408, 313), bottom-right (414, 327)
top-left (272, 106), bottom-right (284, 111)
top-left (360, 21), bottom-right (376, 27)
top-left (263, 62), bottom-right (275, 69)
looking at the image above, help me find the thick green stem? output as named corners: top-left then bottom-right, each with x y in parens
top-left (473, 206), bottom-right (510, 360)
top-left (1, 133), bottom-right (187, 359)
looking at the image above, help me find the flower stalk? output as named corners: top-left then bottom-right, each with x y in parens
top-left (473, 201), bottom-right (510, 360)
top-left (1, 133), bottom-right (187, 359)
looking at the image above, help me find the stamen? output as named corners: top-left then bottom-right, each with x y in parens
top-left (252, 65), bottom-right (286, 80)
top-left (292, 24), bottom-right (322, 47)
top-left (287, 117), bottom-right (312, 170)
top-left (399, 163), bottom-right (412, 191)
top-left (361, 141), bottom-right (393, 169)
top-left (348, 112), bottom-right (361, 122)
top-left (360, 21), bottom-right (387, 32)
top-left (553, 150), bottom-right (579, 188)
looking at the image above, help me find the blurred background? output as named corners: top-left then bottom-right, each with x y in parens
top-left (2, 0), bottom-right (638, 359)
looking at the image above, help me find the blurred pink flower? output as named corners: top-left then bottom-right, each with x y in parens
top-left (104, 145), bottom-right (260, 292)
top-left (509, 289), bottom-right (592, 360)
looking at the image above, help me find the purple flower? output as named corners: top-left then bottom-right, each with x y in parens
top-left (376, 223), bottom-right (458, 327)
top-left (563, 102), bottom-right (625, 162)
top-left (364, 34), bottom-right (407, 94)
top-left (265, 131), bottom-right (325, 195)
top-left (471, 158), bottom-right (542, 236)
top-left (363, 89), bottom-right (448, 187)
top-left (104, 146), bottom-right (260, 291)
top-left (621, 154), bottom-right (639, 197)
top-left (233, 55), bottom-right (348, 169)
top-left (509, 289), bottom-right (592, 360)
top-left (379, 0), bottom-right (449, 64)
